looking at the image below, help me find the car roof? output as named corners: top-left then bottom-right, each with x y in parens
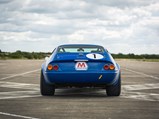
top-left (58, 44), bottom-right (103, 47)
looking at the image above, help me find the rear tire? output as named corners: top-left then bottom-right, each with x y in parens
top-left (106, 74), bottom-right (121, 96)
top-left (40, 71), bottom-right (55, 96)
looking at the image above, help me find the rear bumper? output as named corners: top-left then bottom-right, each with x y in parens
top-left (44, 71), bottom-right (120, 87)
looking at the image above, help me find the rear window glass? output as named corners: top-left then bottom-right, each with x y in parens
top-left (57, 46), bottom-right (104, 53)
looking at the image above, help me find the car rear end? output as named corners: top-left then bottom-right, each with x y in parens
top-left (43, 45), bottom-right (120, 88)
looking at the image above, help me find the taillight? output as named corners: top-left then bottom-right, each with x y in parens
top-left (109, 64), bottom-right (115, 70)
top-left (53, 65), bottom-right (59, 71)
top-left (103, 64), bottom-right (115, 70)
top-left (47, 64), bottom-right (53, 70)
top-left (47, 64), bottom-right (59, 71)
top-left (104, 65), bottom-right (109, 70)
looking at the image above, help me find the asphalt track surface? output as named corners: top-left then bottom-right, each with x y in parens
top-left (0, 60), bottom-right (159, 119)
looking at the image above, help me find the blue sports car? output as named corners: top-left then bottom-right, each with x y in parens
top-left (40, 44), bottom-right (121, 96)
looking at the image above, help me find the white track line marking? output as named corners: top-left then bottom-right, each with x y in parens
top-left (0, 112), bottom-right (40, 119)
top-left (0, 69), bottom-right (40, 80)
top-left (0, 81), bottom-right (39, 90)
top-left (0, 95), bottom-right (41, 100)
top-left (122, 83), bottom-right (159, 91)
top-left (124, 68), bottom-right (159, 80)
top-left (0, 91), bottom-right (40, 100)
top-left (122, 91), bottom-right (159, 101)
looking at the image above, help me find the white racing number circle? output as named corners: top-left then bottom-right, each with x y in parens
top-left (86, 53), bottom-right (104, 60)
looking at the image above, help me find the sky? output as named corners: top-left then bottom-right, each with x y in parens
top-left (0, 0), bottom-right (159, 54)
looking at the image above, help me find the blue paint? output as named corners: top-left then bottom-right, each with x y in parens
top-left (41, 44), bottom-right (121, 87)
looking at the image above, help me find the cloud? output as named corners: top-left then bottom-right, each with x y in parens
top-left (85, 0), bottom-right (157, 8)
top-left (0, 0), bottom-right (159, 54)
top-left (0, 0), bottom-right (13, 4)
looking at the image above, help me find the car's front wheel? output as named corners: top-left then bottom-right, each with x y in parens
top-left (106, 74), bottom-right (121, 96)
top-left (40, 71), bottom-right (55, 96)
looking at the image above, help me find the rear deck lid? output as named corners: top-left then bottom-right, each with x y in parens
top-left (53, 53), bottom-right (107, 62)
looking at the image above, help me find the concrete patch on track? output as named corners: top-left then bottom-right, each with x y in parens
top-left (0, 81), bottom-right (40, 99)
top-left (0, 91), bottom-right (40, 100)
top-left (121, 68), bottom-right (159, 101)
top-left (122, 83), bottom-right (159, 101)
top-left (123, 83), bottom-right (159, 91)
top-left (122, 91), bottom-right (159, 101)
top-left (0, 81), bottom-right (39, 90)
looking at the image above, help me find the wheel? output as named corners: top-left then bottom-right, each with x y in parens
top-left (40, 71), bottom-right (55, 96)
top-left (106, 74), bottom-right (121, 96)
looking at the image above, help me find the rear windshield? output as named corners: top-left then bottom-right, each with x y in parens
top-left (57, 45), bottom-right (104, 53)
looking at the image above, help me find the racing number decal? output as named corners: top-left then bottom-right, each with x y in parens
top-left (93, 54), bottom-right (96, 59)
top-left (75, 62), bottom-right (88, 70)
top-left (86, 53), bottom-right (104, 60)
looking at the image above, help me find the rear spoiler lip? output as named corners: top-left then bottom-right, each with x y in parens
top-left (74, 59), bottom-right (89, 62)
top-left (50, 59), bottom-right (113, 64)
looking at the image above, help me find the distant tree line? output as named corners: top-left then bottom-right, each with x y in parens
top-left (0, 50), bottom-right (51, 59)
top-left (0, 50), bottom-right (159, 59)
top-left (111, 53), bottom-right (159, 59)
